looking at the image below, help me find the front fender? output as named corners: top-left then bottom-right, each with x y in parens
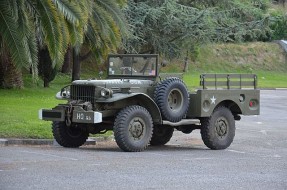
top-left (97, 93), bottom-right (162, 124)
top-left (96, 93), bottom-right (139, 103)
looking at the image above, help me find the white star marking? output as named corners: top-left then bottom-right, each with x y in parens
top-left (210, 96), bottom-right (216, 104)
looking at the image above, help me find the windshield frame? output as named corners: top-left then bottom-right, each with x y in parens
top-left (107, 54), bottom-right (159, 80)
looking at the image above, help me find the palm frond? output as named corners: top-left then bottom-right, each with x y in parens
top-left (64, 1), bottom-right (90, 53)
top-left (17, 0), bottom-right (38, 65)
top-left (60, 15), bottom-right (70, 49)
top-left (57, 14), bottom-right (70, 68)
top-left (25, 30), bottom-right (38, 80)
top-left (0, 0), bottom-right (29, 68)
top-left (18, 1), bottom-right (39, 79)
top-left (36, 0), bottom-right (63, 67)
top-left (52, 0), bottom-right (82, 25)
top-left (92, 5), bottom-right (112, 35)
top-left (96, 0), bottom-right (129, 36)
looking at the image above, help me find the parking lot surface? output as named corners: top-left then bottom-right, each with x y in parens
top-left (0, 90), bottom-right (286, 190)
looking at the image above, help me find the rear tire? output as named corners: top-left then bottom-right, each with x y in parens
top-left (52, 121), bottom-right (89, 148)
top-left (200, 107), bottom-right (235, 150)
top-left (150, 125), bottom-right (174, 146)
top-left (154, 77), bottom-right (189, 122)
top-left (114, 105), bottom-right (153, 152)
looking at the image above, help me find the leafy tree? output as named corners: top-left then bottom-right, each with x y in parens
top-left (273, 0), bottom-right (286, 6)
top-left (123, 0), bottom-right (273, 59)
top-left (269, 2), bottom-right (287, 40)
top-left (123, 0), bottom-right (214, 59)
top-left (202, 0), bottom-right (272, 42)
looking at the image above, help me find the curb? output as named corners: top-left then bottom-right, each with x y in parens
top-left (8, 139), bottom-right (54, 146)
top-left (0, 137), bottom-right (113, 147)
top-left (258, 88), bottom-right (276, 90)
top-left (0, 139), bottom-right (8, 147)
top-left (258, 88), bottom-right (287, 90)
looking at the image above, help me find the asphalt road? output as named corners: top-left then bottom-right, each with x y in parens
top-left (1, 90), bottom-right (286, 190)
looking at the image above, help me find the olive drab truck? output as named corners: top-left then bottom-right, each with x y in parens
top-left (39, 54), bottom-right (260, 152)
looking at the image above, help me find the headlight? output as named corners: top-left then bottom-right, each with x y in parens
top-left (55, 86), bottom-right (70, 100)
top-left (100, 88), bottom-right (113, 98)
top-left (62, 90), bottom-right (70, 98)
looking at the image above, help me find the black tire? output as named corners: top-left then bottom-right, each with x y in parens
top-left (150, 125), bottom-right (174, 146)
top-left (154, 77), bottom-right (189, 122)
top-left (114, 105), bottom-right (153, 152)
top-left (52, 121), bottom-right (89, 148)
top-left (200, 107), bottom-right (235, 150)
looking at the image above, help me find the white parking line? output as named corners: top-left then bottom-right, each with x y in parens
top-left (236, 128), bottom-right (274, 135)
top-left (259, 130), bottom-right (267, 135)
top-left (227, 150), bottom-right (282, 159)
top-left (147, 152), bottom-right (169, 157)
top-left (259, 154), bottom-right (282, 158)
top-left (19, 150), bottom-right (78, 161)
top-left (88, 163), bottom-right (110, 166)
top-left (227, 150), bottom-right (245, 154)
top-left (182, 158), bottom-right (213, 161)
top-left (274, 154), bottom-right (281, 158)
top-left (236, 128), bottom-right (258, 132)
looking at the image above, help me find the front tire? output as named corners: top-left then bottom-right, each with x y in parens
top-left (52, 121), bottom-right (89, 148)
top-left (200, 107), bottom-right (235, 150)
top-left (114, 105), bottom-right (153, 152)
top-left (150, 125), bottom-right (174, 146)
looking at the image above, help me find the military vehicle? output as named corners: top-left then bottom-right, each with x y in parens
top-left (39, 54), bottom-right (260, 152)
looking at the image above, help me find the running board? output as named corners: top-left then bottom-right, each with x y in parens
top-left (162, 119), bottom-right (200, 127)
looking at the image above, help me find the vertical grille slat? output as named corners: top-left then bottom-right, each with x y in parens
top-left (70, 85), bottom-right (95, 103)
top-left (80, 86), bottom-right (82, 100)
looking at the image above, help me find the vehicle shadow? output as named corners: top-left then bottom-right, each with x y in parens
top-left (77, 141), bottom-right (210, 153)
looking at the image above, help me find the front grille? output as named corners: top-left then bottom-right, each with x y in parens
top-left (70, 85), bottom-right (96, 103)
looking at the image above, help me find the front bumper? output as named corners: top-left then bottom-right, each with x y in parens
top-left (39, 107), bottom-right (102, 124)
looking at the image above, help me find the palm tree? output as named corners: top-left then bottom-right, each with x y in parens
top-left (0, 0), bottom-right (85, 88)
top-left (0, 0), bottom-right (128, 88)
top-left (71, 0), bottom-right (129, 81)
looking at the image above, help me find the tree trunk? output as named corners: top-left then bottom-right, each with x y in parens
top-left (61, 46), bottom-right (72, 73)
top-left (38, 48), bottom-right (57, 88)
top-left (80, 51), bottom-right (91, 62)
top-left (72, 48), bottom-right (81, 81)
top-left (0, 57), bottom-right (4, 87)
top-left (183, 51), bottom-right (189, 73)
top-left (44, 78), bottom-right (49, 88)
top-left (0, 51), bottom-right (23, 89)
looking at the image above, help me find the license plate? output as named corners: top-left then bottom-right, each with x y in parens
top-left (72, 111), bottom-right (102, 123)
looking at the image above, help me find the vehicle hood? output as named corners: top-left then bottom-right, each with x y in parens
top-left (71, 79), bottom-right (154, 89)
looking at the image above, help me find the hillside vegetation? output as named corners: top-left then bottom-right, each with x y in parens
top-left (196, 42), bottom-right (286, 72)
top-left (162, 42), bottom-right (287, 89)
top-left (163, 42), bottom-right (286, 72)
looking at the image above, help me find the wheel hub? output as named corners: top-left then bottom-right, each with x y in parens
top-left (129, 117), bottom-right (145, 140)
top-left (215, 118), bottom-right (228, 137)
top-left (168, 89), bottom-right (183, 111)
